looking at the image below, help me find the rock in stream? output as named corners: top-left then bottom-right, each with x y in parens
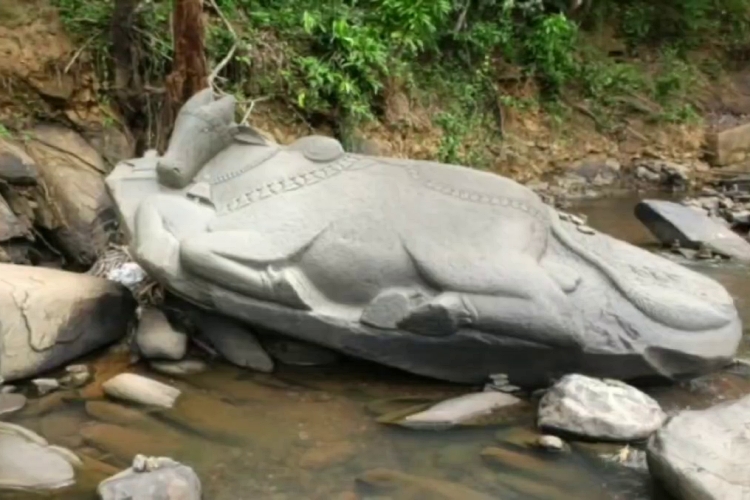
top-left (647, 394), bottom-right (750, 500)
top-left (538, 374), bottom-right (666, 441)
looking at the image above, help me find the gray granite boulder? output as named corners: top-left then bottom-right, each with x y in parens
top-left (104, 88), bottom-right (742, 386)
top-left (538, 374), bottom-right (666, 441)
top-left (0, 422), bottom-right (78, 491)
top-left (647, 395), bottom-right (750, 500)
top-left (635, 199), bottom-right (750, 261)
top-left (0, 264), bottom-right (136, 381)
top-left (98, 455), bottom-right (201, 500)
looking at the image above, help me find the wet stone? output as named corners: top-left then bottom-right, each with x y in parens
top-left (32, 378), bottom-right (60, 396)
top-left (103, 373), bottom-right (181, 409)
top-left (149, 359), bottom-right (208, 377)
top-left (538, 374), bottom-right (666, 442)
top-left (0, 422), bottom-right (77, 491)
top-left (397, 392), bottom-right (524, 430)
top-left (98, 455), bottom-right (201, 500)
top-left (135, 307), bottom-right (188, 361)
top-left (536, 435), bottom-right (567, 452)
top-left (0, 393), bottom-right (26, 417)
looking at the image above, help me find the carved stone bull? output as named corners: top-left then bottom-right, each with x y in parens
top-left (105, 89), bottom-right (741, 386)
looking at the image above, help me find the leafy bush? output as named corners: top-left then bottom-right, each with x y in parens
top-left (50, 0), bottom-right (750, 147)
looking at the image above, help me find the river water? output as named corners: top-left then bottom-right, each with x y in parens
top-left (2, 194), bottom-right (749, 500)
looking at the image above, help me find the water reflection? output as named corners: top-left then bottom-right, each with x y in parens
top-left (1, 194), bottom-right (749, 500)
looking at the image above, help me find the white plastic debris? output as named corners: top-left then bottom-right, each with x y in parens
top-left (106, 262), bottom-right (147, 291)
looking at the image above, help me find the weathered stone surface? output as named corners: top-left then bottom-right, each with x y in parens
top-left (105, 88), bottom-right (742, 386)
top-left (25, 124), bottom-right (117, 267)
top-left (0, 193), bottom-right (27, 241)
top-left (399, 392), bottom-right (524, 430)
top-left (0, 139), bottom-right (38, 185)
top-left (102, 373), bottom-right (181, 409)
top-left (0, 422), bottom-right (77, 491)
top-left (706, 121), bottom-right (750, 166)
top-left (135, 307), bottom-right (188, 361)
top-left (98, 455), bottom-right (201, 500)
top-left (538, 374), bottom-right (666, 441)
top-left (0, 264), bottom-right (135, 381)
top-left (647, 394), bottom-right (750, 500)
top-left (636, 199), bottom-right (750, 261)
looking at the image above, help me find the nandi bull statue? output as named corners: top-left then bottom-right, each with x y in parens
top-left (106, 89), bottom-right (741, 386)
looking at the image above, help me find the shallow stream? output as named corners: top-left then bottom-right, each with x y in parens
top-left (2, 194), bottom-right (749, 500)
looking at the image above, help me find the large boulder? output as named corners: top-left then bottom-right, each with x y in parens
top-left (635, 199), bottom-right (750, 261)
top-left (538, 374), bottom-right (666, 441)
top-left (0, 264), bottom-right (136, 381)
top-left (647, 395), bottom-right (750, 500)
top-left (24, 125), bottom-right (118, 268)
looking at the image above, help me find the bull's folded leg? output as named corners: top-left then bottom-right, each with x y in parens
top-left (179, 231), bottom-right (314, 310)
top-left (132, 195), bottom-right (215, 304)
top-left (395, 251), bottom-right (584, 347)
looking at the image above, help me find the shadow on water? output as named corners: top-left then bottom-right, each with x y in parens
top-left (2, 192), bottom-right (749, 500)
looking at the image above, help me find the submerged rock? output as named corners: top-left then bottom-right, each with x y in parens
top-left (397, 392), bottom-right (524, 430)
top-left (102, 373), bottom-right (181, 409)
top-left (98, 455), bottom-right (201, 500)
top-left (0, 422), bottom-right (77, 491)
top-left (0, 393), bottom-right (26, 417)
top-left (538, 374), bottom-right (665, 441)
top-left (0, 264), bottom-right (136, 381)
top-left (135, 307), bottom-right (188, 361)
top-left (298, 441), bottom-right (356, 470)
top-left (356, 468), bottom-right (494, 500)
top-left (149, 359), bottom-right (207, 376)
top-left (647, 394), bottom-right (750, 500)
top-left (635, 199), bottom-right (750, 261)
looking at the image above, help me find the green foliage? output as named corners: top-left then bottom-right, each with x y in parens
top-left (524, 13), bottom-right (579, 94)
top-left (50, 0), bottom-right (750, 154)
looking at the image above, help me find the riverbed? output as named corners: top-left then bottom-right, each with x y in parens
top-left (1, 194), bottom-right (749, 500)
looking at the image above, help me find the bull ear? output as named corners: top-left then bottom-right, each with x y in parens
top-left (178, 88), bottom-right (215, 118)
top-left (197, 94), bottom-right (237, 126)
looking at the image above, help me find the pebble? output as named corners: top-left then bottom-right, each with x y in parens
top-left (59, 368), bottom-right (91, 389)
top-left (102, 373), bottom-right (181, 409)
top-left (32, 378), bottom-right (60, 396)
top-left (536, 435), bottom-right (566, 452)
top-left (149, 359), bottom-right (208, 376)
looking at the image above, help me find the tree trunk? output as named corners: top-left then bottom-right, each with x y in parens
top-left (111, 0), bottom-right (147, 152)
top-left (161, 0), bottom-right (209, 151)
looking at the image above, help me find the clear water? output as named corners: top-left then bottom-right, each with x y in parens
top-left (2, 194), bottom-right (749, 500)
